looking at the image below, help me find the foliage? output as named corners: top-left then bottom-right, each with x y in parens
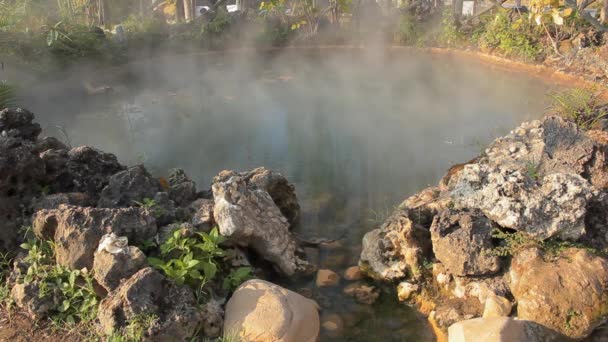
top-left (0, 82), bottom-right (16, 109)
top-left (489, 229), bottom-right (540, 257)
top-left (525, 158), bottom-right (541, 181)
top-left (148, 226), bottom-right (226, 287)
top-left (222, 267), bottom-right (252, 291)
top-left (394, 13), bottom-right (421, 45)
top-left (18, 238), bottom-right (99, 325)
top-left (108, 313), bottom-right (159, 342)
top-left (122, 15), bottom-right (170, 48)
top-left (437, 8), bottom-right (466, 47)
top-left (549, 88), bottom-right (608, 129)
top-left (133, 198), bottom-right (166, 219)
top-left (478, 12), bottom-right (544, 61)
top-left (0, 251), bottom-right (12, 304)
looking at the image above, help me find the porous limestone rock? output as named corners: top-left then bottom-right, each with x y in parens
top-left (98, 267), bottom-right (202, 341)
top-left (187, 198), bottom-right (215, 231)
top-left (359, 208), bottom-right (431, 281)
top-left (430, 209), bottom-right (500, 276)
top-left (31, 192), bottom-right (93, 212)
top-left (11, 282), bottom-right (54, 319)
top-left (342, 283), bottom-right (380, 305)
top-left (93, 244), bottom-right (147, 291)
top-left (32, 205), bottom-right (156, 270)
top-left (0, 108), bottom-right (41, 141)
top-left (167, 168), bottom-right (198, 206)
top-left (243, 167), bottom-right (300, 225)
top-left (224, 279), bottom-right (319, 342)
top-left (97, 164), bottom-right (160, 208)
top-left (448, 317), bottom-right (569, 342)
top-left (482, 295), bottom-right (512, 318)
top-left (212, 170), bottom-right (308, 276)
top-left (509, 247), bottom-right (608, 339)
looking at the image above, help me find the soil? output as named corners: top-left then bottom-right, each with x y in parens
top-left (0, 309), bottom-right (91, 342)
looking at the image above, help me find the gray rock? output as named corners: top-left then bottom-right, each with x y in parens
top-left (65, 146), bottom-right (125, 196)
top-left (359, 208), bottom-right (431, 281)
top-left (167, 168), bottom-right (198, 206)
top-left (97, 267), bottom-right (202, 341)
top-left (0, 108), bottom-right (41, 141)
top-left (243, 167), bottom-right (300, 226)
top-left (0, 196), bottom-right (22, 252)
top-left (509, 247), bottom-right (608, 339)
top-left (32, 192), bottom-right (93, 212)
top-left (448, 317), bottom-right (570, 342)
top-left (430, 209), bottom-right (500, 276)
top-left (33, 136), bottom-right (68, 154)
top-left (200, 299), bottom-right (224, 338)
top-left (32, 205), bottom-right (156, 270)
top-left (11, 282), bottom-right (54, 320)
top-left (98, 164), bottom-right (160, 208)
top-left (93, 245), bottom-right (147, 291)
top-left (212, 170), bottom-right (309, 276)
top-left (187, 198), bottom-right (215, 231)
top-left (0, 136), bottom-right (45, 198)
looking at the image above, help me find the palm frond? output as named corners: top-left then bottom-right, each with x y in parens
top-left (0, 82), bottom-right (17, 109)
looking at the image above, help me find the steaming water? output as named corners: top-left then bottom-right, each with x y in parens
top-left (19, 47), bottom-right (559, 341)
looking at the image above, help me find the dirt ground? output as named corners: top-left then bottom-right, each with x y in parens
top-left (0, 309), bottom-right (92, 342)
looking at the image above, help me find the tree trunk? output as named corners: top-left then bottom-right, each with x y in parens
top-left (97, 0), bottom-right (110, 27)
top-left (183, 0), bottom-right (194, 21)
top-left (602, 0), bottom-right (608, 24)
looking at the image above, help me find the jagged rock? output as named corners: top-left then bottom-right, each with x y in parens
top-left (98, 164), bottom-right (160, 208)
top-left (212, 170), bottom-right (309, 276)
top-left (452, 275), bottom-right (510, 304)
top-left (98, 267), bottom-right (202, 341)
top-left (187, 198), bottom-right (215, 231)
top-left (11, 282), bottom-right (54, 319)
top-left (224, 279), bottom-right (319, 342)
top-left (0, 108), bottom-right (41, 141)
top-left (32, 192), bottom-right (93, 212)
top-left (430, 210), bottom-right (500, 276)
top-left (397, 281), bottom-right (419, 301)
top-left (32, 205), bottom-right (156, 270)
top-left (342, 283), bottom-right (380, 305)
top-left (156, 222), bottom-right (195, 246)
top-left (39, 149), bottom-right (69, 186)
top-left (168, 168), bottom-right (198, 206)
top-left (0, 196), bottom-right (22, 252)
top-left (448, 317), bottom-right (570, 342)
top-left (398, 186), bottom-right (449, 226)
top-left (243, 167), bottom-right (300, 225)
top-left (434, 297), bottom-right (482, 328)
top-left (509, 247), bottom-right (608, 339)
top-left (482, 295), bottom-right (512, 318)
top-left (0, 136), bottom-right (45, 198)
top-left (200, 299), bottom-right (224, 338)
top-left (59, 146), bottom-right (125, 196)
top-left (344, 266), bottom-right (363, 281)
top-left (451, 116), bottom-right (605, 241)
top-left (93, 245), bottom-right (147, 291)
top-left (33, 136), bottom-right (68, 154)
top-left (151, 191), bottom-right (178, 226)
top-left (359, 208), bottom-right (431, 281)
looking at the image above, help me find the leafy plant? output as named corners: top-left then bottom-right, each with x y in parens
top-left (222, 267), bottom-right (252, 291)
top-left (479, 11), bottom-right (544, 61)
top-left (148, 226), bottom-right (226, 287)
top-left (525, 158), bottom-right (541, 181)
top-left (437, 8), bottom-right (466, 47)
top-left (549, 88), bottom-right (608, 129)
top-left (0, 82), bottom-right (16, 109)
top-left (0, 251), bottom-right (12, 304)
top-left (18, 238), bottom-right (99, 325)
top-left (394, 13), bottom-right (421, 45)
top-left (108, 312), bottom-right (159, 342)
top-left (133, 198), bottom-right (166, 219)
top-left (489, 229), bottom-right (540, 257)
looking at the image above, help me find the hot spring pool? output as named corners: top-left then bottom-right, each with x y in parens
top-left (18, 47), bottom-right (561, 341)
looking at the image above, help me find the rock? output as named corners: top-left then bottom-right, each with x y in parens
top-left (33, 136), bottom-right (67, 154)
top-left (33, 205), bottom-right (156, 270)
top-left (451, 116), bottom-right (605, 241)
top-left (93, 244), bottom-right (147, 291)
top-left (430, 209), bottom-right (500, 276)
top-left (151, 191), bottom-right (178, 226)
top-left (398, 186), bottom-right (449, 226)
top-left (156, 222), bottom-right (195, 246)
top-left (359, 208), bottom-right (431, 281)
top-left (509, 247), bottom-right (608, 339)
top-left (344, 266), bottom-right (363, 281)
top-left (243, 167), bottom-right (300, 225)
top-left (452, 275), bottom-right (510, 304)
top-left (447, 317), bottom-right (569, 342)
top-left (212, 170), bottom-right (309, 276)
top-left (200, 299), bottom-right (224, 338)
top-left (187, 198), bottom-right (215, 231)
top-left (32, 192), bottom-right (93, 212)
top-left (397, 281), bottom-right (419, 301)
top-left (0, 196), bottom-right (22, 252)
top-left (98, 267), bottom-right (202, 341)
top-left (482, 295), bottom-right (512, 318)
top-left (224, 279), bottom-right (319, 342)
top-left (316, 269), bottom-right (340, 287)
top-left (434, 297), bottom-right (483, 328)
top-left (50, 146), bottom-right (125, 196)
top-left (167, 168), bottom-right (198, 206)
top-left (343, 283), bottom-right (380, 305)
top-left (321, 313), bottom-right (344, 336)
top-left (0, 136), bottom-right (45, 198)
top-left (11, 282), bottom-right (53, 319)
top-left (0, 108), bottom-right (41, 141)
top-left (98, 164), bottom-right (160, 208)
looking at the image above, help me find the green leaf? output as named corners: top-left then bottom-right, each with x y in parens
top-left (59, 300), bottom-right (70, 313)
top-left (147, 257), bottom-right (165, 268)
top-left (201, 262), bottom-right (217, 280)
top-left (20, 243), bottom-right (31, 250)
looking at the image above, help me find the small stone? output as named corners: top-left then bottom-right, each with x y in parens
top-left (343, 283), bottom-right (379, 305)
top-left (482, 295), bottom-right (512, 318)
top-left (508, 146), bottom-right (517, 153)
top-left (436, 272), bottom-right (450, 285)
top-left (316, 269), bottom-right (340, 287)
top-left (397, 282), bottom-right (419, 301)
top-left (344, 266), bottom-right (363, 281)
top-left (322, 313), bottom-right (344, 336)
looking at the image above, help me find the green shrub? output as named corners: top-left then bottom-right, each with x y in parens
top-left (122, 15), bottom-right (169, 48)
top-left (394, 13), bottom-right (421, 45)
top-left (437, 8), bottom-right (466, 47)
top-left (478, 12), bottom-right (543, 61)
top-left (0, 82), bottom-right (16, 109)
top-left (549, 88), bottom-right (608, 129)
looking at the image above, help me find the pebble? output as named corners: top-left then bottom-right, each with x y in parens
top-left (316, 269), bottom-right (340, 287)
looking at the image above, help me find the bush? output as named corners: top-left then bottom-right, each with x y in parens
top-left (549, 88), bottom-right (608, 129)
top-left (394, 13), bottom-right (421, 45)
top-left (437, 8), bottom-right (466, 47)
top-left (478, 11), bottom-right (544, 61)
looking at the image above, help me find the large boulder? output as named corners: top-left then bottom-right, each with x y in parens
top-left (212, 170), bottom-right (309, 276)
top-left (0, 108), bottom-right (41, 141)
top-left (32, 205), bottom-right (156, 270)
top-left (359, 208), bottom-right (431, 281)
top-left (98, 164), bottom-right (160, 208)
top-left (224, 279), bottom-right (319, 342)
top-left (243, 167), bottom-right (300, 225)
top-left (98, 267), bottom-right (202, 341)
top-left (448, 317), bottom-right (569, 342)
top-left (430, 209), bottom-right (500, 277)
top-left (509, 247), bottom-right (608, 339)
top-left (450, 116), bottom-right (606, 241)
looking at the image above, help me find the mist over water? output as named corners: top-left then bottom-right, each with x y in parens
top-left (9, 47), bottom-right (559, 340)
